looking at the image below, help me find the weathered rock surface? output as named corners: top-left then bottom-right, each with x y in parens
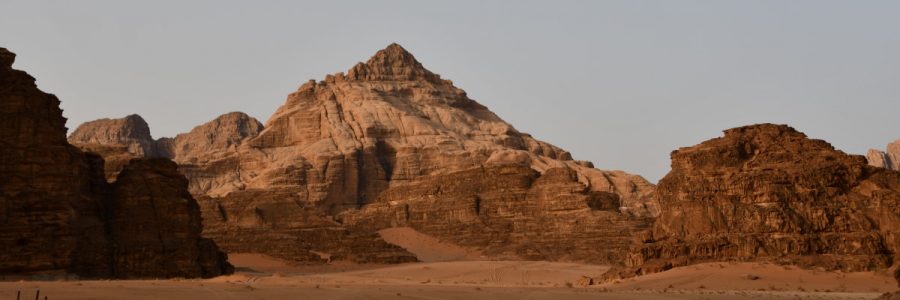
top-left (0, 46), bottom-right (108, 277)
top-left (869, 140), bottom-right (900, 171)
top-left (69, 114), bottom-right (169, 158)
top-left (610, 124), bottom-right (900, 279)
top-left (0, 47), bottom-right (231, 278)
top-left (72, 43), bottom-right (657, 264)
top-left (70, 112), bottom-right (263, 182)
top-left (108, 159), bottom-right (232, 278)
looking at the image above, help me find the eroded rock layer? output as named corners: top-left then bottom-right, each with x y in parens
top-left (613, 124), bottom-right (900, 278)
top-left (70, 43), bottom-right (657, 264)
top-left (0, 47), bottom-right (231, 278)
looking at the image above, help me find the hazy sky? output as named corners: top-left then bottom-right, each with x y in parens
top-left (2, 1), bottom-right (898, 182)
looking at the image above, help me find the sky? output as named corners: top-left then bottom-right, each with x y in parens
top-left (1, 1), bottom-right (898, 182)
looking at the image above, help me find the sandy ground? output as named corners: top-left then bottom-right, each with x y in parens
top-left (0, 253), bottom-right (894, 300)
top-left (378, 227), bottom-right (484, 262)
top-left (0, 228), bottom-right (894, 300)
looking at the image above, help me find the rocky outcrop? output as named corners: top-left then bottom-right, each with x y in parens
top-left (69, 114), bottom-right (167, 158)
top-left (869, 140), bottom-right (900, 171)
top-left (71, 43), bottom-right (657, 264)
top-left (69, 112), bottom-right (263, 182)
top-left (69, 114), bottom-right (168, 181)
top-left (107, 159), bottom-right (232, 278)
top-left (610, 124), bottom-right (900, 279)
top-left (168, 112), bottom-right (263, 163)
top-left (0, 47), bottom-right (231, 278)
top-left (0, 46), bottom-right (108, 277)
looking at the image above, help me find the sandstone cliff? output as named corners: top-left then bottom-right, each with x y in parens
top-left (72, 43), bottom-right (657, 264)
top-left (610, 124), bottom-right (900, 279)
top-left (0, 47), bottom-right (232, 278)
top-left (869, 140), bottom-right (900, 171)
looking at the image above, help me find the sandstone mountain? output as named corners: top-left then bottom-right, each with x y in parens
top-left (69, 114), bottom-right (170, 158)
top-left (69, 112), bottom-right (264, 182)
top-left (0, 47), bottom-right (232, 278)
top-left (71, 43), bottom-right (658, 264)
top-left (869, 140), bottom-right (900, 171)
top-left (608, 124), bottom-right (900, 280)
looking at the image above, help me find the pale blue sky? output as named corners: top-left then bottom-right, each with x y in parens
top-left (2, 1), bottom-right (898, 182)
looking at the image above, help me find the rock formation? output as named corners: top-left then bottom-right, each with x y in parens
top-left (71, 43), bottom-right (657, 264)
top-left (869, 140), bottom-right (900, 171)
top-left (107, 159), bottom-right (231, 278)
top-left (69, 112), bottom-right (263, 182)
top-left (0, 47), bottom-right (231, 278)
top-left (609, 124), bottom-right (900, 279)
top-left (69, 114), bottom-right (169, 158)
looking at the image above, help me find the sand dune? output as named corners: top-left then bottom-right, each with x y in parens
top-left (378, 227), bottom-right (485, 262)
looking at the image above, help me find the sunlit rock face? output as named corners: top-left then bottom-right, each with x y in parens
top-left (868, 140), bottom-right (900, 171)
top-left (613, 124), bottom-right (900, 279)
top-left (70, 43), bottom-right (658, 264)
top-left (0, 47), bottom-right (231, 279)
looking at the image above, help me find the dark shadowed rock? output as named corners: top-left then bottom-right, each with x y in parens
top-left (0, 47), bottom-right (232, 279)
top-left (108, 159), bottom-right (232, 278)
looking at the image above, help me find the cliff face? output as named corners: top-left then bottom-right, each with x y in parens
top-left (107, 159), bottom-right (232, 278)
top-left (868, 140), bottom-right (900, 171)
top-left (0, 47), bottom-right (231, 278)
top-left (71, 43), bottom-right (657, 264)
top-left (614, 124), bottom-right (900, 278)
top-left (0, 46), bottom-right (108, 276)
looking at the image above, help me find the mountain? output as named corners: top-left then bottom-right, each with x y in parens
top-left (607, 124), bottom-right (900, 281)
top-left (0, 47), bottom-right (232, 278)
top-left (868, 140), bottom-right (900, 171)
top-left (71, 43), bottom-right (658, 264)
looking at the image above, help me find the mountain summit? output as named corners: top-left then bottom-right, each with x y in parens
top-left (72, 43), bottom-right (657, 264)
top-left (346, 43), bottom-right (440, 82)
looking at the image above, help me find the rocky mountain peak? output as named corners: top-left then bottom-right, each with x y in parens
top-left (68, 44), bottom-right (659, 265)
top-left (70, 114), bottom-right (153, 142)
top-left (68, 114), bottom-right (172, 161)
top-left (346, 43), bottom-right (440, 82)
top-left (169, 111), bottom-right (263, 162)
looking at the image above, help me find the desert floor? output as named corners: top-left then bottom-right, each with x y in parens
top-left (0, 253), bottom-right (894, 300)
top-left (0, 228), bottom-right (896, 300)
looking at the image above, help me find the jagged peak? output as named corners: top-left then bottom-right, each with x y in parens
top-left (346, 43), bottom-right (440, 82)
